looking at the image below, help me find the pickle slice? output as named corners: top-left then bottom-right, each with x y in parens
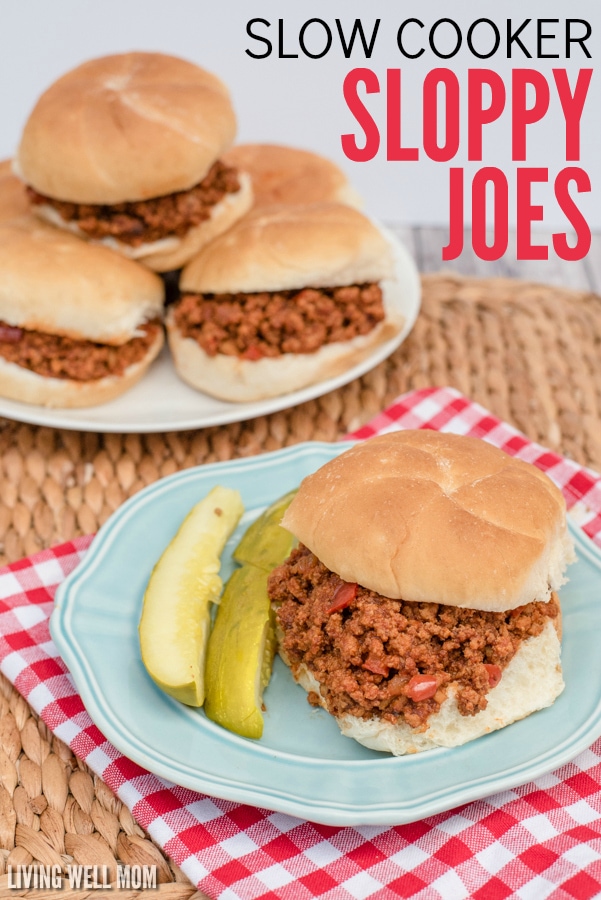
top-left (233, 489), bottom-right (297, 571)
top-left (204, 563), bottom-right (276, 739)
top-left (204, 489), bottom-right (298, 738)
top-left (139, 485), bottom-right (244, 707)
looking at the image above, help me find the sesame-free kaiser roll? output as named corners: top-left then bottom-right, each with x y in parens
top-left (16, 52), bottom-right (252, 271)
top-left (167, 202), bottom-right (403, 402)
top-left (0, 217), bottom-right (164, 408)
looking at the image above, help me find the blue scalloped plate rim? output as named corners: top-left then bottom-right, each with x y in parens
top-left (50, 441), bottom-right (601, 826)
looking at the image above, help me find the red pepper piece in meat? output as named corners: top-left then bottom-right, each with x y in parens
top-left (0, 324), bottom-right (23, 343)
top-left (405, 674), bottom-right (438, 702)
top-left (241, 345), bottom-right (264, 361)
top-left (484, 664), bottom-right (503, 688)
top-left (327, 581), bottom-right (357, 614)
top-left (362, 657), bottom-right (390, 677)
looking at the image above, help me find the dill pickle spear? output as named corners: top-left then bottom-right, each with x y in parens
top-left (204, 564), bottom-right (276, 739)
top-left (139, 486), bottom-right (244, 707)
top-left (233, 489), bottom-right (297, 571)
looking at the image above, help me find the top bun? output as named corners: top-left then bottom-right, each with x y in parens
top-left (0, 159), bottom-right (30, 222)
top-left (0, 217), bottom-right (164, 344)
top-left (17, 52), bottom-right (237, 204)
top-left (180, 202), bottom-right (394, 294)
top-left (222, 143), bottom-right (362, 208)
top-left (282, 431), bottom-right (575, 612)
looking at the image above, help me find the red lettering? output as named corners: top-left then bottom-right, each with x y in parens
top-left (553, 167), bottom-right (591, 260)
top-left (512, 70), bottom-right (550, 160)
top-left (468, 69), bottom-right (506, 161)
top-left (553, 68), bottom-right (592, 160)
top-left (517, 168), bottom-right (548, 259)
top-left (387, 69), bottom-right (419, 160)
top-left (472, 167), bottom-right (508, 260)
top-left (341, 68), bottom-right (380, 162)
top-left (442, 168), bottom-right (464, 260)
top-left (423, 68), bottom-right (459, 162)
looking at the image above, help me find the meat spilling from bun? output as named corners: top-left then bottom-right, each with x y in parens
top-left (15, 52), bottom-right (252, 271)
top-left (0, 217), bottom-right (165, 408)
top-left (26, 160), bottom-right (242, 248)
top-left (0, 319), bottom-right (161, 381)
top-left (167, 203), bottom-right (404, 402)
top-left (172, 283), bottom-right (385, 359)
top-left (268, 431), bottom-right (575, 755)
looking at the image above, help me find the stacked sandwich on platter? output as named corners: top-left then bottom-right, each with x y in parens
top-left (0, 51), bottom-right (406, 409)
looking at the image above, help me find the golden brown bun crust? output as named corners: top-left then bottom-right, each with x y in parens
top-left (0, 328), bottom-right (164, 409)
top-left (0, 218), bottom-right (164, 343)
top-left (17, 52), bottom-right (237, 204)
top-left (222, 143), bottom-right (362, 207)
top-left (180, 202), bottom-right (394, 294)
top-left (0, 159), bottom-right (30, 222)
top-left (282, 431), bottom-right (574, 612)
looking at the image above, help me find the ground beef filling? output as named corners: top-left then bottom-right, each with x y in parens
top-left (268, 545), bottom-right (560, 731)
top-left (173, 283), bottom-right (385, 359)
top-left (26, 161), bottom-right (240, 246)
top-left (0, 320), bottom-right (161, 381)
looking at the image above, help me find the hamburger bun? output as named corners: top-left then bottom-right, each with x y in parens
top-left (222, 143), bottom-right (362, 208)
top-left (0, 218), bottom-right (164, 343)
top-left (0, 159), bottom-right (30, 222)
top-left (274, 432), bottom-right (574, 754)
top-left (0, 218), bottom-right (165, 408)
top-left (282, 431), bottom-right (575, 612)
top-left (168, 203), bottom-right (402, 401)
top-left (17, 52), bottom-right (237, 204)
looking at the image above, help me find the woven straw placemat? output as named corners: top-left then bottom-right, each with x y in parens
top-left (0, 272), bottom-right (600, 897)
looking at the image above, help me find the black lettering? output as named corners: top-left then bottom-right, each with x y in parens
top-left (566, 20), bottom-right (592, 58)
top-left (429, 19), bottom-right (462, 59)
top-left (537, 19), bottom-right (559, 58)
top-left (397, 19), bottom-right (425, 59)
top-left (507, 19), bottom-right (532, 58)
top-left (278, 19), bottom-right (298, 58)
top-left (467, 19), bottom-right (500, 59)
top-left (335, 19), bottom-right (380, 59)
top-left (245, 19), bottom-right (272, 59)
top-left (299, 19), bottom-right (332, 59)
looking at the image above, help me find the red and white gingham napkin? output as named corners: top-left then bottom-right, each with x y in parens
top-left (2, 386), bottom-right (601, 900)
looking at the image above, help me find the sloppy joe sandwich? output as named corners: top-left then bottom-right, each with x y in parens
top-left (222, 143), bottom-right (362, 208)
top-left (0, 217), bottom-right (164, 407)
top-left (268, 431), bottom-right (575, 755)
top-left (167, 202), bottom-right (402, 401)
top-left (16, 52), bottom-right (252, 272)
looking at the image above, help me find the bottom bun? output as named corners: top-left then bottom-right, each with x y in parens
top-left (34, 174), bottom-right (253, 273)
top-left (166, 311), bottom-right (402, 402)
top-left (282, 617), bottom-right (563, 755)
top-left (0, 328), bottom-right (164, 409)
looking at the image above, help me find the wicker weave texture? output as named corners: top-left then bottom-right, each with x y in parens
top-left (0, 274), bottom-right (600, 567)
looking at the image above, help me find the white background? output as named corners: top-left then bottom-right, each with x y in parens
top-left (0, 0), bottom-right (598, 230)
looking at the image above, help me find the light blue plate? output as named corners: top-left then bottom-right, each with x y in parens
top-left (51, 442), bottom-right (601, 826)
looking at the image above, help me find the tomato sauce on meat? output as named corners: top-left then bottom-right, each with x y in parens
top-left (0, 320), bottom-right (160, 381)
top-left (268, 545), bottom-right (560, 732)
top-left (172, 283), bottom-right (385, 358)
top-left (27, 161), bottom-right (240, 246)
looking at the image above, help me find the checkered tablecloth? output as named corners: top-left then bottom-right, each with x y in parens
top-left (2, 387), bottom-right (601, 900)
